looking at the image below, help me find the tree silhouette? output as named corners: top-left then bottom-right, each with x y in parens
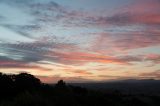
top-left (0, 72), bottom-right (14, 99)
top-left (14, 73), bottom-right (41, 91)
top-left (56, 80), bottom-right (66, 88)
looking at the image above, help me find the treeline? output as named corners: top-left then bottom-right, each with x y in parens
top-left (0, 73), bottom-right (41, 98)
top-left (0, 72), bottom-right (160, 106)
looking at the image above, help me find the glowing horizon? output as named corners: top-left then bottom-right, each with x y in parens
top-left (0, 0), bottom-right (160, 83)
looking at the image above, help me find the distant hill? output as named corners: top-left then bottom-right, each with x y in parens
top-left (69, 79), bottom-right (160, 95)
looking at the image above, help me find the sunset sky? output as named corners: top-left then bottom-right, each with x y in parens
top-left (0, 0), bottom-right (160, 83)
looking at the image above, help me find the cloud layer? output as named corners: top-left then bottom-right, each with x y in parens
top-left (0, 0), bottom-right (160, 83)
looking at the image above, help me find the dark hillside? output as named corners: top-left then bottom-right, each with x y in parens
top-left (0, 72), bottom-right (160, 106)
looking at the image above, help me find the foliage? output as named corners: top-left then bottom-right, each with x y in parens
top-left (0, 72), bottom-right (160, 106)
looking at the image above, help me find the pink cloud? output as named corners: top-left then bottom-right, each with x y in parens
top-left (91, 31), bottom-right (160, 52)
top-left (48, 50), bottom-right (143, 65)
top-left (90, 0), bottom-right (160, 26)
top-left (128, 0), bottom-right (160, 25)
top-left (145, 54), bottom-right (160, 63)
top-left (139, 70), bottom-right (160, 79)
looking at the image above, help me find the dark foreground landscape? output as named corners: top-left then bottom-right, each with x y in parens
top-left (0, 72), bottom-right (160, 106)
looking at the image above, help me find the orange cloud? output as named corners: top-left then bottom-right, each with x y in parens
top-left (48, 51), bottom-right (143, 65)
top-left (74, 70), bottom-right (92, 75)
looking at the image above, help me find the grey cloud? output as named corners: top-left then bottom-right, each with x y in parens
top-left (0, 55), bottom-right (51, 71)
top-left (0, 55), bottom-right (13, 61)
top-left (1, 24), bottom-right (40, 39)
top-left (0, 0), bottom-right (35, 6)
top-left (0, 15), bottom-right (4, 20)
top-left (107, 12), bottom-right (132, 25)
top-left (0, 35), bottom-right (78, 65)
top-left (0, 0), bottom-right (62, 39)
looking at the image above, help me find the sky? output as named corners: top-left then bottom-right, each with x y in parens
top-left (0, 0), bottom-right (160, 83)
